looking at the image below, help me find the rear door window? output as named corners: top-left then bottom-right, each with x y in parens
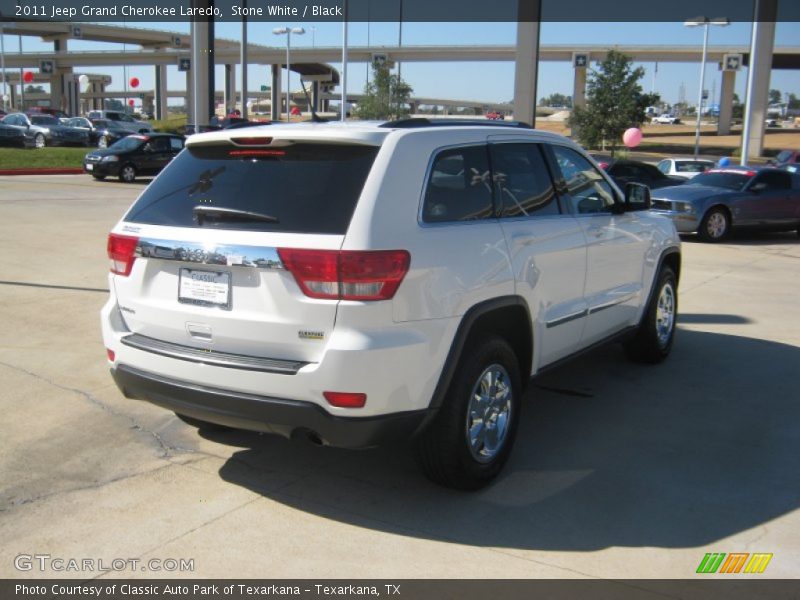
top-left (125, 142), bottom-right (379, 234)
top-left (489, 143), bottom-right (560, 217)
top-left (422, 145), bottom-right (494, 223)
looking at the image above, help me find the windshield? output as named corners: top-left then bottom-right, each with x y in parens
top-left (125, 142), bottom-right (379, 234)
top-left (31, 116), bottom-right (59, 126)
top-left (687, 171), bottom-right (752, 191)
top-left (109, 136), bottom-right (145, 152)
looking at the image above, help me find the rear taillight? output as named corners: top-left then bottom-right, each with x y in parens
top-left (107, 233), bottom-right (139, 276)
top-left (277, 249), bottom-right (410, 301)
top-left (106, 349), bottom-right (115, 362)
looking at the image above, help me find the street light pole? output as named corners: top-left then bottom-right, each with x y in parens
top-left (685, 16), bottom-right (729, 159)
top-left (1, 24), bottom-right (8, 112)
top-left (273, 27), bottom-right (304, 122)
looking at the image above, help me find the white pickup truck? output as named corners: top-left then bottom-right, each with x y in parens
top-left (652, 114), bottom-right (681, 125)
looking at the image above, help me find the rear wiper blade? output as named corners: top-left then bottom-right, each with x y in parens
top-left (193, 206), bottom-right (279, 225)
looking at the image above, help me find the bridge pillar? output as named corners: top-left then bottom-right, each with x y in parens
top-left (224, 64), bottom-right (236, 112)
top-left (571, 62), bottom-right (587, 139)
top-left (741, 8), bottom-right (776, 162)
top-left (311, 80), bottom-right (320, 113)
top-left (190, 15), bottom-right (211, 128)
top-left (717, 68), bottom-right (736, 136)
top-left (513, 11), bottom-right (541, 126)
top-left (51, 37), bottom-right (78, 115)
top-left (270, 64), bottom-right (281, 120)
top-left (154, 64), bottom-right (168, 121)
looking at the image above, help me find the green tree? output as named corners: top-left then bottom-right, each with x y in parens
top-left (788, 93), bottom-right (800, 110)
top-left (353, 63), bottom-right (413, 121)
top-left (768, 89), bottom-right (783, 105)
top-left (24, 85), bottom-right (46, 94)
top-left (637, 92), bottom-right (661, 117)
top-left (568, 50), bottom-right (646, 157)
top-left (539, 93), bottom-right (572, 108)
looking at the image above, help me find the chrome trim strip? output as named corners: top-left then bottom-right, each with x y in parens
top-left (135, 237), bottom-right (284, 270)
top-left (587, 292), bottom-right (640, 315)
top-left (545, 309), bottom-right (588, 329)
top-left (121, 334), bottom-right (308, 374)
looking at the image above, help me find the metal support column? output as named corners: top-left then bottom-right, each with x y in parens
top-left (512, 0), bottom-right (542, 127)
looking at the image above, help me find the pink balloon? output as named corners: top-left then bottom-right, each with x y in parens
top-left (129, 77), bottom-right (140, 89)
top-left (128, 99), bottom-right (135, 107)
top-left (23, 71), bottom-right (35, 83)
top-left (623, 127), bottom-right (643, 148)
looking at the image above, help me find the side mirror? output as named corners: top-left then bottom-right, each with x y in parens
top-left (624, 182), bottom-right (651, 211)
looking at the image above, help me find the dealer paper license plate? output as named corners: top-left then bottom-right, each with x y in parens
top-left (178, 268), bottom-right (231, 308)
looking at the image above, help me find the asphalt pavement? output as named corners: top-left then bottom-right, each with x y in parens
top-left (1, 175), bottom-right (798, 580)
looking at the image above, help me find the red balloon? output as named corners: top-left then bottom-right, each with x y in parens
top-left (129, 77), bottom-right (140, 89)
top-left (128, 99), bottom-right (135, 107)
top-left (23, 71), bottom-right (34, 83)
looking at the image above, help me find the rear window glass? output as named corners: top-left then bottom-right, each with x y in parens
top-left (125, 142), bottom-right (379, 234)
top-left (675, 161), bottom-right (713, 173)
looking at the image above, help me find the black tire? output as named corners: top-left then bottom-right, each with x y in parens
top-left (175, 413), bottom-right (233, 432)
top-left (416, 336), bottom-right (522, 490)
top-left (119, 163), bottom-right (137, 183)
top-left (91, 174), bottom-right (106, 180)
top-left (698, 207), bottom-right (730, 242)
top-left (624, 266), bottom-right (677, 364)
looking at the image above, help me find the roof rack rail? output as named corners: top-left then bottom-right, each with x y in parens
top-left (380, 118), bottom-right (532, 129)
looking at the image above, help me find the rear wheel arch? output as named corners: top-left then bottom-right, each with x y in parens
top-left (426, 296), bottom-right (533, 416)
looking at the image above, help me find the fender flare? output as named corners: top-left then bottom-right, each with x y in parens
top-left (425, 295), bottom-right (532, 416)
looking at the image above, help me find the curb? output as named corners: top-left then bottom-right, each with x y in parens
top-left (0, 168), bottom-right (84, 176)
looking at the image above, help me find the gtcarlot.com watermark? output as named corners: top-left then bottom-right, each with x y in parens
top-left (14, 553), bottom-right (194, 573)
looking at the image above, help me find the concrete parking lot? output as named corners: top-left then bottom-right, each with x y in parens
top-left (1, 175), bottom-right (798, 579)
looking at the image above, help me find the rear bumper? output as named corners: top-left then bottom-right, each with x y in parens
top-left (112, 364), bottom-right (430, 449)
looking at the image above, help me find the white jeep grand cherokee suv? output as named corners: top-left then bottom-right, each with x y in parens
top-left (102, 118), bottom-right (681, 490)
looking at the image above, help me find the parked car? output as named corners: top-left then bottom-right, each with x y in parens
top-left (63, 117), bottom-right (132, 147)
top-left (102, 119), bottom-right (681, 490)
top-left (1, 112), bottom-right (90, 147)
top-left (657, 158), bottom-right (715, 179)
top-left (86, 110), bottom-right (153, 134)
top-left (651, 166), bottom-right (800, 241)
top-left (27, 106), bottom-right (71, 120)
top-left (0, 121), bottom-right (26, 147)
top-left (769, 149), bottom-right (800, 168)
top-left (83, 133), bottom-right (184, 182)
top-left (604, 159), bottom-right (685, 190)
top-left (486, 111), bottom-right (505, 120)
top-left (652, 114), bottom-right (681, 125)
top-left (653, 114), bottom-right (680, 124)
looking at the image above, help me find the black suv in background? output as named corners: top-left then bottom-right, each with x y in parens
top-left (84, 133), bottom-right (184, 182)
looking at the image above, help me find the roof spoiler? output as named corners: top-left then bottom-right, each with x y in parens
top-left (380, 118), bottom-right (532, 129)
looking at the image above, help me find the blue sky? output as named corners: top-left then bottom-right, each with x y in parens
top-left (6, 21), bottom-right (800, 107)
